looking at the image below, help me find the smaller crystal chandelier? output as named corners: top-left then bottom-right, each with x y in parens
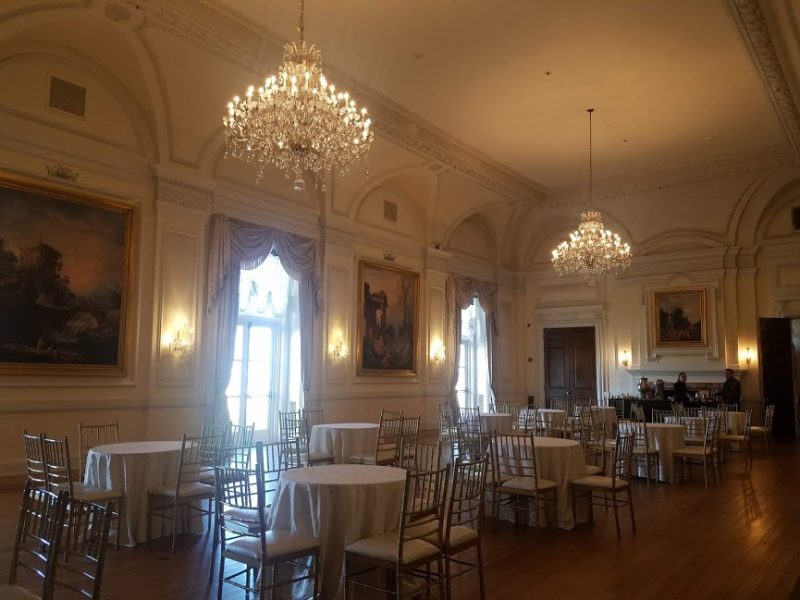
top-left (551, 109), bottom-right (632, 286)
top-left (223, 0), bottom-right (373, 191)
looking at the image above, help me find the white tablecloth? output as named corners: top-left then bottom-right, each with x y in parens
top-left (498, 436), bottom-right (586, 530)
top-left (480, 412), bottom-right (514, 434)
top-left (84, 441), bottom-right (184, 547)
top-left (268, 464), bottom-right (406, 599)
top-left (727, 412), bottom-right (746, 435)
top-left (537, 409), bottom-right (567, 430)
top-left (309, 423), bottom-right (379, 464)
top-left (644, 424), bottom-right (686, 483)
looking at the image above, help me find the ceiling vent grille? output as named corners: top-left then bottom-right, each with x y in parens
top-left (383, 200), bottom-right (398, 223)
top-left (48, 76), bottom-right (86, 118)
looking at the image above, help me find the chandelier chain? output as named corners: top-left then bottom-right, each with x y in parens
top-left (298, 0), bottom-right (305, 43)
top-left (587, 107), bottom-right (593, 205)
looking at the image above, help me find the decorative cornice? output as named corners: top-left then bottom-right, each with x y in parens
top-left (548, 145), bottom-right (796, 204)
top-left (157, 178), bottom-right (212, 210)
top-left (728, 0), bottom-right (800, 155)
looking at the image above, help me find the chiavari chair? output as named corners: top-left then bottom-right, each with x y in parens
top-left (78, 421), bottom-right (119, 480)
top-left (673, 416), bottom-right (721, 488)
top-left (350, 411), bottom-right (403, 465)
top-left (749, 404), bottom-right (775, 454)
top-left (23, 431), bottom-right (47, 489)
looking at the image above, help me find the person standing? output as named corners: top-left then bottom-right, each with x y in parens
top-left (720, 368), bottom-right (742, 409)
top-left (672, 372), bottom-right (690, 404)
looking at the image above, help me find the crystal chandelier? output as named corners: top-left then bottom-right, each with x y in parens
top-left (223, 0), bottom-right (373, 191)
top-left (551, 109), bottom-right (632, 286)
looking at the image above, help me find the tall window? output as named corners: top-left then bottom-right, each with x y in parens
top-left (456, 298), bottom-right (492, 411)
top-left (225, 254), bottom-right (302, 436)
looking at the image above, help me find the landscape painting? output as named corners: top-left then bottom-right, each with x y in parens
top-left (653, 288), bottom-right (707, 347)
top-left (357, 260), bottom-right (419, 376)
top-left (0, 175), bottom-right (133, 374)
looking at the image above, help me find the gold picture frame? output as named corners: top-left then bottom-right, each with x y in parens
top-left (652, 288), bottom-right (707, 347)
top-left (0, 173), bottom-right (135, 375)
top-left (356, 260), bottom-right (419, 377)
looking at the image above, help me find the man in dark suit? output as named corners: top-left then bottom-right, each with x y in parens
top-left (721, 368), bottom-right (742, 409)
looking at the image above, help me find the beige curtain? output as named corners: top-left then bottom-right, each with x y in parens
top-left (206, 214), bottom-right (322, 424)
top-left (445, 274), bottom-right (498, 412)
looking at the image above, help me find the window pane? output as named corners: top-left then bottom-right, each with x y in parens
top-left (247, 360), bottom-right (271, 395)
top-left (248, 326), bottom-right (272, 361)
top-left (246, 394), bottom-right (269, 430)
top-left (226, 396), bottom-right (241, 426)
top-left (233, 325), bottom-right (244, 360)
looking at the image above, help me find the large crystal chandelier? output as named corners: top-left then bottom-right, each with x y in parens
top-left (223, 0), bottom-right (373, 191)
top-left (551, 109), bottom-right (632, 286)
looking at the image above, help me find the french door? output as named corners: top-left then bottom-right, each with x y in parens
top-left (543, 326), bottom-right (597, 405)
top-left (226, 318), bottom-right (282, 431)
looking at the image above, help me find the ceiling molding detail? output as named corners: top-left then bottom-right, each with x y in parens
top-left (728, 0), bottom-right (800, 156)
top-left (547, 145), bottom-right (796, 204)
top-left (122, 0), bottom-right (546, 205)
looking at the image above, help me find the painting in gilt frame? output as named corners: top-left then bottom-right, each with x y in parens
top-left (653, 288), bottom-right (707, 347)
top-left (357, 260), bottom-right (419, 376)
top-left (0, 174), bottom-right (134, 375)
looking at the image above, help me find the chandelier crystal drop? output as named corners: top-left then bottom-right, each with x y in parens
top-left (223, 0), bottom-right (373, 191)
top-left (551, 109), bottom-right (632, 286)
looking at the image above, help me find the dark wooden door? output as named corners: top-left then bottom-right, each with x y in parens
top-left (544, 327), bottom-right (597, 405)
top-left (759, 318), bottom-right (796, 439)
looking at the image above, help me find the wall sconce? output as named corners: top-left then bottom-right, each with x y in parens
top-left (620, 349), bottom-right (629, 368)
top-left (744, 346), bottom-right (753, 367)
top-left (429, 339), bottom-right (446, 367)
top-left (163, 321), bottom-right (192, 362)
top-left (328, 330), bottom-right (348, 364)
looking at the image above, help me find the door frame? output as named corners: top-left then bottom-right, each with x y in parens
top-left (532, 304), bottom-right (608, 408)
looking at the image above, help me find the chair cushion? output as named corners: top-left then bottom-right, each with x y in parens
top-left (584, 465), bottom-right (603, 476)
top-left (148, 481), bottom-right (215, 498)
top-left (500, 476), bottom-right (558, 493)
top-left (749, 426), bottom-right (767, 433)
top-left (223, 505), bottom-right (270, 523)
top-left (719, 434), bottom-right (745, 442)
top-left (346, 532), bottom-right (440, 564)
top-left (0, 585), bottom-right (42, 599)
top-left (485, 469), bottom-right (514, 485)
top-left (225, 529), bottom-right (319, 561)
top-left (71, 482), bottom-right (122, 502)
top-left (572, 475), bottom-right (629, 490)
top-left (443, 525), bottom-right (479, 549)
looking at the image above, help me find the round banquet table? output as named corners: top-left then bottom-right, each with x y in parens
top-left (309, 423), bottom-right (379, 464)
top-left (83, 441), bottom-right (184, 547)
top-left (644, 424), bottom-right (686, 483)
top-left (267, 464), bottom-right (406, 599)
top-left (479, 412), bottom-right (514, 434)
top-left (498, 437), bottom-right (586, 530)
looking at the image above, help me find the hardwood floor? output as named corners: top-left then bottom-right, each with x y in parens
top-left (1, 442), bottom-right (799, 599)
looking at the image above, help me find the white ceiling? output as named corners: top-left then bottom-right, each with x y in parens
top-left (209, 0), bottom-right (789, 190)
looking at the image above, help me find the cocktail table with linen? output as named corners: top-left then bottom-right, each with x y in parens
top-left (83, 441), bottom-right (184, 547)
top-left (644, 424), bottom-right (686, 483)
top-left (267, 464), bottom-right (406, 599)
top-left (309, 423), bottom-right (379, 465)
top-left (479, 412), bottom-right (514, 434)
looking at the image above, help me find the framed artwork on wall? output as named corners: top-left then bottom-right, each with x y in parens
top-left (652, 288), bottom-right (707, 347)
top-left (356, 260), bottom-right (419, 376)
top-left (0, 173), bottom-right (135, 375)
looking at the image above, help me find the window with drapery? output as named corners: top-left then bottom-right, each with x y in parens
top-left (225, 254), bottom-right (302, 437)
top-left (455, 297), bottom-right (492, 412)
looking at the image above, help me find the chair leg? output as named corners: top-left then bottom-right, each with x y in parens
top-left (702, 457), bottom-right (708, 489)
top-left (628, 488), bottom-right (636, 531)
top-left (217, 554), bottom-right (225, 600)
top-left (477, 541), bottom-right (486, 599)
top-left (170, 499), bottom-right (178, 554)
top-left (146, 495), bottom-right (152, 546)
top-left (613, 497), bottom-right (621, 539)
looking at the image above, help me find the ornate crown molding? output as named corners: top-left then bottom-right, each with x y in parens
top-left (728, 0), bottom-right (800, 156)
top-left (157, 178), bottom-right (212, 210)
top-left (547, 145), bottom-right (796, 204)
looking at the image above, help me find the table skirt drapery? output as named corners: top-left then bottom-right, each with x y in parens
top-left (267, 464), bottom-right (406, 599)
top-left (309, 423), bottom-right (379, 464)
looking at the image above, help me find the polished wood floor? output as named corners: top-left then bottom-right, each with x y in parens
top-left (1, 441), bottom-right (799, 599)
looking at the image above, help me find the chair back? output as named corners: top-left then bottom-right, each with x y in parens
top-left (9, 482), bottom-right (67, 598)
top-left (215, 463), bottom-right (261, 537)
top-left (577, 422), bottom-right (606, 471)
top-left (496, 401), bottom-right (522, 420)
top-left (302, 408), bottom-right (324, 444)
top-left (651, 408), bottom-right (672, 423)
top-left (609, 397), bottom-right (626, 419)
top-left (227, 423), bottom-right (255, 447)
top-left (175, 434), bottom-right (209, 488)
top-left (684, 407), bottom-right (702, 418)
top-left (41, 436), bottom-right (75, 496)
top-left (57, 499), bottom-right (114, 600)
top-left (459, 406), bottom-right (481, 434)
top-left (279, 410), bottom-right (306, 467)
top-left (741, 409), bottom-right (753, 441)
top-left (724, 403), bottom-right (739, 411)
top-left (446, 454), bottom-right (488, 545)
top-left (515, 406), bottom-right (537, 431)
top-left (535, 410), bottom-right (559, 438)
top-left (549, 397), bottom-right (567, 411)
top-left (401, 441), bottom-right (443, 472)
top-left (681, 416), bottom-right (707, 441)
top-left (202, 422), bottom-right (230, 440)
top-left (671, 403), bottom-right (684, 418)
top-left (632, 404), bottom-right (646, 423)
top-left (401, 415), bottom-right (421, 448)
top-left (78, 422), bottom-right (119, 479)
top-left (610, 433), bottom-right (634, 486)
top-left (764, 404), bottom-right (775, 429)
top-left (619, 419), bottom-right (649, 451)
top-left (261, 441), bottom-right (286, 505)
top-left (23, 431), bottom-right (47, 489)
top-left (397, 465), bottom-right (450, 563)
top-left (495, 433), bottom-right (539, 483)
top-left (375, 411), bottom-right (403, 465)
